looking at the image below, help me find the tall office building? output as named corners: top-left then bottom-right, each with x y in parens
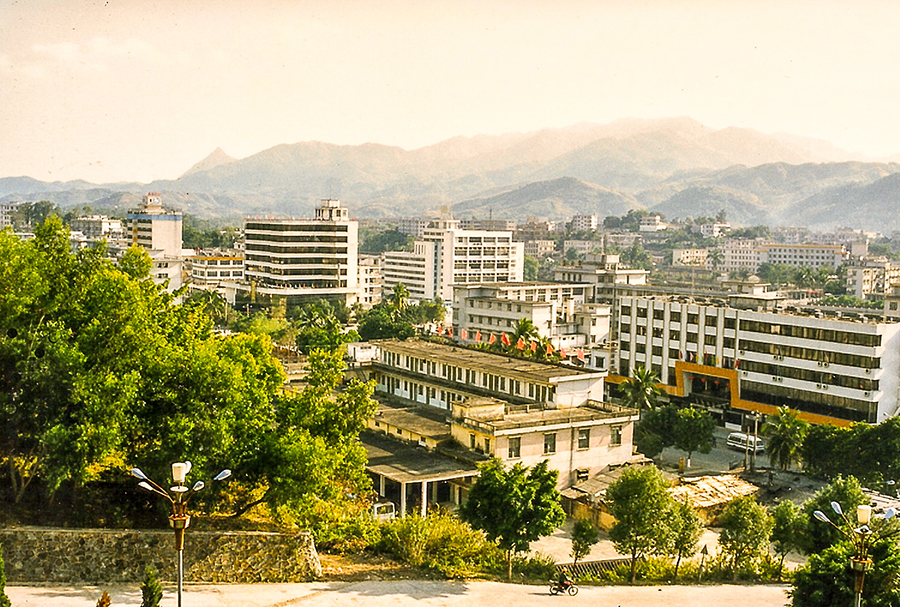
top-left (228, 199), bottom-right (359, 307)
top-left (382, 214), bottom-right (524, 304)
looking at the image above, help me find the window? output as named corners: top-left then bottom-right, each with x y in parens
top-left (577, 429), bottom-right (590, 450)
top-left (508, 437), bottom-right (521, 459)
top-left (610, 426), bottom-right (623, 446)
top-left (470, 433), bottom-right (476, 449)
top-left (544, 433), bottom-right (557, 454)
top-left (688, 313), bottom-right (699, 324)
top-left (484, 438), bottom-right (491, 454)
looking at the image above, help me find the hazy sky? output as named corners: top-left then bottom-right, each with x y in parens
top-left (2, 0), bottom-right (899, 183)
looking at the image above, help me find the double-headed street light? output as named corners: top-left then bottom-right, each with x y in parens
top-left (814, 501), bottom-right (895, 607)
top-left (131, 462), bottom-right (231, 607)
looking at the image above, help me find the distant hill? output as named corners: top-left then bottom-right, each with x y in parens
top-left (780, 173), bottom-right (900, 231)
top-left (452, 177), bottom-right (640, 220)
top-left (2, 117), bottom-right (899, 228)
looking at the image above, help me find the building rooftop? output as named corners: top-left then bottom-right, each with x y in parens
top-left (457, 397), bottom-right (639, 431)
top-left (361, 430), bottom-right (479, 485)
top-left (372, 339), bottom-right (603, 383)
top-left (372, 402), bottom-right (453, 442)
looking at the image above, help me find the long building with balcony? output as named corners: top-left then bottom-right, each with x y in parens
top-left (363, 339), bottom-right (640, 489)
top-left (614, 293), bottom-right (900, 426)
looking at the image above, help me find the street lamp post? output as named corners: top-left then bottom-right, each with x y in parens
top-left (131, 462), bottom-right (231, 607)
top-left (814, 501), bottom-right (895, 607)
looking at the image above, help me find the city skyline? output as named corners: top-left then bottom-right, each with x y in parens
top-left (2, 0), bottom-right (899, 184)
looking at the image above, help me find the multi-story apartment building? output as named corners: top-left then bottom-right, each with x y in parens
top-left (126, 193), bottom-right (185, 291)
top-left (698, 223), bottom-right (731, 238)
top-left (453, 282), bottom-right (610, 351)
top-left (564, 240), bottom-right (602, 256)
top-left (524, 240), bottom-right (556, 258)
top-left (758, 243), bottom-right (847, 270)
top-left (639, 215), bottom-right (667, 232)
top-left (846, 258), bottom-right (900, 300)
top-left (553, 254), bottom-right (649, 303)
top-left (358, 254), bottom-right (383, 309)
top-left (397, 217), bottom-right (432, 238)
top-left (614, 293), bottom-right (900, 426)
top-left (605, 233), bottom-right (642, 249)
top-left (0, 201), bottom-right (23, 229)
top-left (365, 339), bottom-right (640, 490)
top-left (672, 248), bottom-right (708, 267)
top-left (458, 218), bottom-right (516, 231)
top-left (68, 215), bottom-right (125, 240)
top-left (382, 214), bottom-right (524, 304)
top-left (188, 252), bottom-right (244, 293)
top-left (570, 214), bottom-right (598, 232)
top-left (226, 199), bottom-right (360, 307)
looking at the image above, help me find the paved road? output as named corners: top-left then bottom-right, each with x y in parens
top-left (9, 580), bottom-right (790, 607)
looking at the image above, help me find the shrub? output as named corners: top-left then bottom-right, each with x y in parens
top-left (96, 591), bottom-right (112, 607)
top-left (511, 552), bottom-right (557, 580)
top-left (0, 545), bottom-right (9, 607)
top-left (379, 512), bottom-right (501, 578)
top-left (140, 565), bottom-right (162, 607)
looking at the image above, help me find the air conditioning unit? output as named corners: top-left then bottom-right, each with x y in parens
top-left (865, 369), bottom-right (872, 375)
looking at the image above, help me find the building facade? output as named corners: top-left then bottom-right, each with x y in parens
top-left (188, 253), bottom-right (244, 293)
top-left (614, 293), bottom-right (900, 425)
top-left (227, 199), bottom-right (360, 307)
top-left (366, 339), bottom-right (640, 489)
top-left (382, 215), bottom-right (524, 304)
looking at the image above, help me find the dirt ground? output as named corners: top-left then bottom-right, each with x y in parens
top-left (318, 552), bottom-right (431, 582)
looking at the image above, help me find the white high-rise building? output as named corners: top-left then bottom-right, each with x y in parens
top-left (126, 193), bottom-right (184, 291)
top-left (382, 214), bottom-right (524, 304)
top-left (228, 199), bottom-right (360, 307)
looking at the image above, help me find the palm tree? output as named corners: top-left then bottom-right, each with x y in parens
top-left (762, 406), bottom-right (809, 471)
top-left (389, 282), bottom-right (410, 315)
top-left (511, 317), bottom-right (541, 343)
top-left (620, 365), bottom-right (662, 411)
top-left (706, 248), bottom-right (724, 273)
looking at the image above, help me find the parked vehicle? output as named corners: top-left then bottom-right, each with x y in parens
top-left (549, 579), bottom-right (578, 596)
top-left (726, 432), bottom-right (765, 453)
top-left (371, 500), bottom-right (396, 522)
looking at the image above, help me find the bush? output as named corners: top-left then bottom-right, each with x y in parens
top-left (511, 552), bottom-right (557, 580)
top-left (379, 512), bottom-right (501, 578)
top-left (140, 566), bottom-right (162, 607)
top-left (0, 545), bottom-right (10, 607)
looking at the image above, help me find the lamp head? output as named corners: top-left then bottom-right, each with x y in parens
top-left (138, 481), bottom-right (154, 492)
top-left (831, 501), bottom-right (844, 517)
top-left (885, 508), bottom-right (896, 520)
top-left (191, 481), bottom-right (205, 492)
top-left (814, 510), bottom-right (831, 523)
top-left (172, 462), bottom-right (188, 484)
top-left (130, 468), bottom-right (148, 480)
top-left (858, 504), bottom-right (872, 525)
top-left (213, 469), bottom-right (232, 482)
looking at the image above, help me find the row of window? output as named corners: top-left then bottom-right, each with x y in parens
top-left (738, 339), bottom-right (880, 369)
top-left (741, 320), bottom-right (881, 347)
top-left (506, 427), bottom-right (622, 459)
top-left (245, 223), bottom-right (349, 233)
top-left (738, 360), bottom-right (879, 391)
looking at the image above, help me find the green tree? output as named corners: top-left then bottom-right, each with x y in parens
top-left (524, 255), bottom-right (539, 280)
top-left (0, 545), bottom-right (10, 607)
top-left (118, 244), bottom-right (153, 279)
top-left (389, 282), bottom-right (411, 315)
top-left (706, 248), bottom-right (724, 272)
top-left (791, 539), bottom-right (900, 607)
top-left (619, 366), bottom-right (662, 411)
top-left (570, 517), bottom-right (600, 564)
top-left (800, 476), bottom-right (867, 554)
top-left (673, 407), bottom-right (716, 462)
top-left (140, 565), bottom-right (163, 607)
top-left (511, 317), bottom-right (540, 345)
top-left (607, 465), bottom-right (673, 583)
top-left (357, 306), bottom-right (416, 341)
top-left (763, 406), bottom-right (809, 471)
top-left (718, 496), bottom-right (773, 579)
top-left (633, 404), bottom-right (679, 458)
top-left (771, 499), bottom-right (804, 579)
top-left (359, 228), bottom-right (413, 254)
top-left (460, 458), bottom-right (565, 579)
top-left (669, 499), bottom-right (703, 582)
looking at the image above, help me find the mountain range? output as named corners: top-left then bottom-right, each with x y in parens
top-left (2, 117), bottom-right (900, 231)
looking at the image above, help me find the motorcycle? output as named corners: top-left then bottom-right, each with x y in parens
top-left (549, 579), bottom-right (579, 596)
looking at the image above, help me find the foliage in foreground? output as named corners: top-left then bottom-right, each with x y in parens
top-left (791, 540), bottom-right (900, 607)
top-left (379, 512), bottom-right (501, 578)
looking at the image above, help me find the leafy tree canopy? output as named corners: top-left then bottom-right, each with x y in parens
top-left (460, 458), bottom-right (565, 579)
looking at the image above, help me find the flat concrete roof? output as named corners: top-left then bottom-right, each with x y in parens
top-left (372, 403), bottom-right (452, 441)
top-left (362, 431), bottom-right (479, 485)
top-left (372, 339), bottom-right (602, 383)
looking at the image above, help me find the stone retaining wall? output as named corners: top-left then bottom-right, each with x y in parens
top-left (0, 528), bottom-right (322, 584)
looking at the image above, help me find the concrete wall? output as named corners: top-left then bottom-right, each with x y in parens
top-left (0, 528), bottom-right (322, 584)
